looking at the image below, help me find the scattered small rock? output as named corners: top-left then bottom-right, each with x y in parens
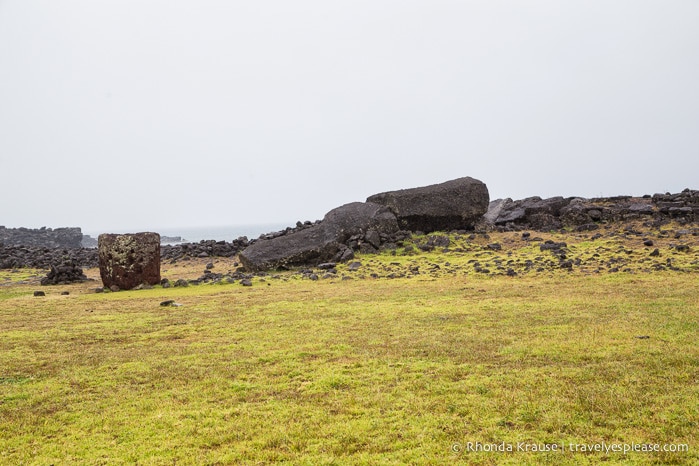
top-left (348, 262), bottom-right (362, 271)
top-left (160, 299), bottom-right (182, 307)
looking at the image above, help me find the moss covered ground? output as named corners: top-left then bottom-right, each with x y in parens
top-left (1, 222), bottom-right (697, 464)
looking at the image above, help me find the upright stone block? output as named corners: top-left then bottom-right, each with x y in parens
top-left (98, 232), bottom-right (161, 290)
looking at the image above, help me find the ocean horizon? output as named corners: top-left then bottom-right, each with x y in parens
top-left (83, 222), bottom-right (294, 244)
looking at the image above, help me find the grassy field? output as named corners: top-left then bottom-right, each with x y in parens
top-left (1, 227), bottom-right (698, 465)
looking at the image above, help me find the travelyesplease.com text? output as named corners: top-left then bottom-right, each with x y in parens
top-left (452, 441), bottom-right (689, 455)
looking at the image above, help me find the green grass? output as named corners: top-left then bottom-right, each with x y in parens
top-left (1, 259), bottom-right (697, 464)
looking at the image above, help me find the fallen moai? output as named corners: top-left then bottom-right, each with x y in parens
top-left (239, 202), bottom-right (399, 272)
top-left (239, 177), bottom-right (490, 271)
top-left (366, 176), bottom-right (489, 232)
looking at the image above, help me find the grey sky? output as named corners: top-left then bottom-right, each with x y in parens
top-left (1, 1), bottom-right (698, 232)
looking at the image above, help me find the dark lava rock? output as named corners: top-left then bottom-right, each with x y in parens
top-left (540, 241), bottom-right (568, 252)
top-left (366, 177), bottom-right (489, 232)
top-left (489, 196), bottom-right (572, 229)
top-left (40, 260), bottom-right (89, 285)
top-left (627, 203), bottom-right (654, 215)
top-left (239, 202), bottom-right (397, 272)
top-left (485, 191), bottom-right (699, 232)
top-left (576, 223), bottom-right (599, 232)
top-left (160, 237), bottom-right (249, 263)
top-left (323, 202), bottom-right (399, 243)
top-left (0, 226), bottom-right (84, 249)
top-left (239, 224), bottom-right (346, 272)
top-left (0, 244), bottom-right (99, 270)
top-left (348, 261), bottom-right (362, 271)
top-left (426, 235), bottom-right (451, 249)
top-left (33, 290), bottom-right (45, 297)
top-left (364, 230), bottom-right (382, 249)
top-left (482, 198), bottom-right (510, 224)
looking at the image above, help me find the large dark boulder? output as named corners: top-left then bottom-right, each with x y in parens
top-left (239, 202), bottom-right (399, 272)
top-left (366, 177), bottom-right (489, 232)
top-left (238, 224), bottom-right (346, 272)
top-left (98, 233), bottom-right (161, 290)
top-left (322, 202), bottom-right (399, 242)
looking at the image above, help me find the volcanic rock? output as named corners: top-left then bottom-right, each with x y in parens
top-left (40, 260), bottom-right (88, 285)
top-left (238, 224), bottom-right (346, 272)
top-left (0, 226), bottom-right (84, 248)
top-left (366, 177), bottom-right (489, 232)
top-left (98, 232), bottom-right (161, 291)
top-left (239, 202), bottom-right (399, 272)
top-left (322, 202), bottom-right (399, 242)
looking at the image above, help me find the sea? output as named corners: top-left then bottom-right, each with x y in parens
top-left (84, 223), bottom-right (293, 245)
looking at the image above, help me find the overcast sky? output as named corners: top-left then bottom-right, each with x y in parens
top-left (1, 1), bottom-right (698, 232)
